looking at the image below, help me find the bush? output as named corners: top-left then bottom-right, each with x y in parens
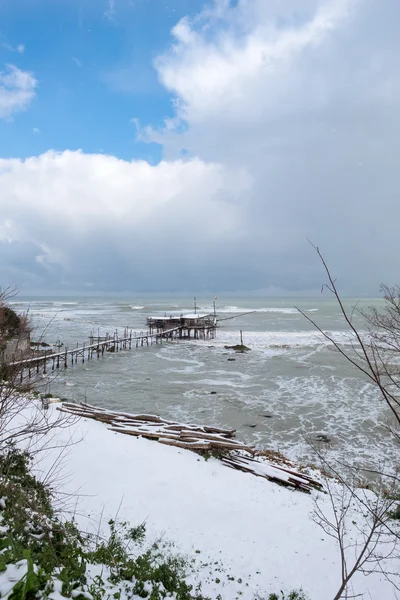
top-left (0, 306), bottom-right (22, 340)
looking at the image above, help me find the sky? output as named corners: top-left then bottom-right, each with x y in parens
top-left (0, 0), bottom-right (399, 295)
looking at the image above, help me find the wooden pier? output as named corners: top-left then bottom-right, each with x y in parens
top-left (8, 313), bottom-right (217, 379)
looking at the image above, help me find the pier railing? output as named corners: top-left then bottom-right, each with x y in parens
top-left (9, 326), bottom-right (181, 377)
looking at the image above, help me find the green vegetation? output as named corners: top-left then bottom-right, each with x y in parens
top-left (201, 448), bottom-right (229, 461)
top-left (0, 306), bottom-right (23, 341)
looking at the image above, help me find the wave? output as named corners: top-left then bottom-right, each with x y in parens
top-left (211, 306), bottom-right (318, 315)
top-left (212, 329), bottom-right (361, 350)
top-left (256, 308), bottom-right (298, 314)
top-left (52, 302), bottom-right (79, 306)
top-left (130, 305), bottom-right (145, 310)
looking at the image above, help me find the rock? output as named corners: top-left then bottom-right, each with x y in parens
top-left (245, 424), bottom-right (257, 429)
top-left (227, 358), bottom-right (236, 362)
top-left (210, 391), bottom-right (217, 395)
top-left (224, 344), bottom-right (251, 353)
top-left (260, 413), bottom-right (273, 419)
top-left (315, 434), bottom-right (331, 444)
top-left (107, 347), bottom-right (116, 353)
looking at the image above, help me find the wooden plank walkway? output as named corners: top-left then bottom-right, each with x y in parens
top-left (10, 326), bottom-right (182, 377)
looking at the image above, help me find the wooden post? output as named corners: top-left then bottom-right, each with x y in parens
top-left (43, 352), bottom-right (47, 374)
top-left (240, 330), bottom-right (243, 345)
top-left (82, 344), bottom-right (85, 364)
top-left (64, 348), bottom-right (68, 369)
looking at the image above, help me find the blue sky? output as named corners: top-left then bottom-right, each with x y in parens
top-left (0, 0), bottom-right (399, 294)
top-left (0, 0), bottom-right (205, 162)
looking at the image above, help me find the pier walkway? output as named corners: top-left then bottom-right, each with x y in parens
top-left (9, 313), bottom-right (217, 378)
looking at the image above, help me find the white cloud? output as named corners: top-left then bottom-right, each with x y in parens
top-left (0, 64), bottom-right (37, 119)
top-left (33, 127), bottom-right (40, 134)
top-left (104, 0), bottom-right (117, 23)
top-left (154, 0), bottom-right (352, 132)
top-left (72, 57), bottom-right (83, 67)
top-left (0, 39), bottom-right (25, 54)
top-left (143, 0), bottom-right (400, 292)
top-left (0, 151), bottom-right (250, 290)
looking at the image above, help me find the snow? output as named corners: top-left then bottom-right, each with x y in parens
top-left (0, 560), bottom-right (28, 599)
top-left (12, 404), bottom-right (400, 599)
top-left (182, 313), bottom-right (213, 319)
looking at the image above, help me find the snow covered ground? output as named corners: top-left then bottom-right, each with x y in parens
top-left (28, 403), bottom-right (398, 600)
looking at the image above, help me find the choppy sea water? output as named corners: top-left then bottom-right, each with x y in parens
top-left (11, 295), bottom-right (396, 470)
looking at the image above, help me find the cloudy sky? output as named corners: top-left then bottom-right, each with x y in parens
top-left (0, 0), bottom-right (398, 295)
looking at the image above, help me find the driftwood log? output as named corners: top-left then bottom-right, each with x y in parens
top-left (57, 402), bottom-right (322, 493)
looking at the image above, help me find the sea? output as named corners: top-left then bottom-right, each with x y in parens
top-left (10, 295), bottom-right (394, 470)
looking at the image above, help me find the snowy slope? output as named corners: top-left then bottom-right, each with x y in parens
top-left (27, 404), bottom-right (398, 600)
